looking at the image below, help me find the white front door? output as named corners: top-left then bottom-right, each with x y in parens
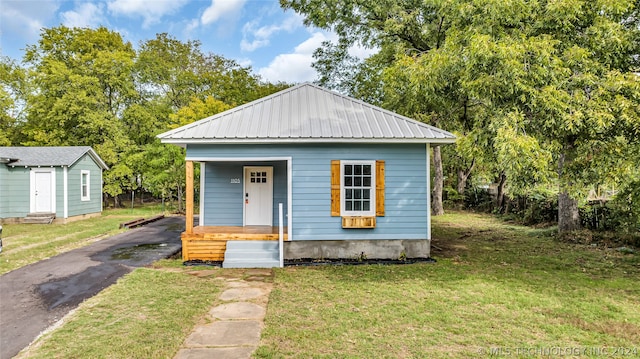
top-left (244, 166), bottom-right (273, 226)
top-left (32, 170), bottom-right (55, 213)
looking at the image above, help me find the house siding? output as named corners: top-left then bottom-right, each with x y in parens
top-left (0, 166), bottom-right (31, 218)
top-left (202, 161), bottom-right (288, 226)
top-left (188, 143), bottom-right (428, 241)
top-left (67, 154), bottom-right (102, 217)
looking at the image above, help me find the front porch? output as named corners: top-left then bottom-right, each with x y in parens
top-left (182, 159), bottom-right (291, 263)
top-left (181, 226), bottom-right (288, 261)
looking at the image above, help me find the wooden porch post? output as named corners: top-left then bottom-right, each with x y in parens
top-left (185, 160), bottom-right (194, 234)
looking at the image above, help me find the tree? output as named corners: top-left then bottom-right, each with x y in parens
top-left (0, 56), bottom-right (29, 146)
top-left (281, 0), bottom-right (462, 215)
top-left (284, 0), bottom-right (640, 231)
top-left (22, 26), bottom-right (136, 164)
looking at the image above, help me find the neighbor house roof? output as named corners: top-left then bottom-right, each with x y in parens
top-left (158, 83), bottom-right (456, 145)
top-left (0, 146), bottom-right (108, 169)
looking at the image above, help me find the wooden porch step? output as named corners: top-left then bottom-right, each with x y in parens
top-left (23, 213), bottom-right (56, 224)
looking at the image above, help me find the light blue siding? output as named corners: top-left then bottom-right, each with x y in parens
top-left (0, 166), bottom-right (31, 218)
top-left (1, 153), bottom-right (104, 220)
top-left (202, 161), bottom-right (288, 226)
top-left (189, 143), bottom-right (428, 241)
top-left (67, 154), bottom-right (102, 217)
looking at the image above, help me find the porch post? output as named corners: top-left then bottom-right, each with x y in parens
top-left (186, 160), bottom-right (194, 234)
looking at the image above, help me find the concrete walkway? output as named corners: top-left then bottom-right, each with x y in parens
top-left (174, 269), bottom-right (273, 359)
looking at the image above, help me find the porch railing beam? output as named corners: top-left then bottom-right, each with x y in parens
top-left (186, 160), bottom-right (194, 234)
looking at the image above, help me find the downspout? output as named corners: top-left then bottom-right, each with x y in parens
top-left (426, 143), bottom-right (431, 241)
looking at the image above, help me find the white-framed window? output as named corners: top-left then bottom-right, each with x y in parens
top-left (340, 160), bottom-right (376, 216)
top-left (81, 170), bottom-right (90, 201)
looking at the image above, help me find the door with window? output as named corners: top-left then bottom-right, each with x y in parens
top-left (244, 166), bottom-right (273, 226)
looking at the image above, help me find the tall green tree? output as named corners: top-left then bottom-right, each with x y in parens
top-left (0, 57), bottom-right (28, 146)
top-left (22, 26), bottom-right (136, 164)
top-left (283, 0), bottom-right (640, 232)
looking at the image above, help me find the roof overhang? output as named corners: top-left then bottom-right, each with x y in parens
top-left (160, 137), bottom-right (457, 147)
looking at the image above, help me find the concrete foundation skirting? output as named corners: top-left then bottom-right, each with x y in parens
top-left (284, 239), bottom-right (431, 260)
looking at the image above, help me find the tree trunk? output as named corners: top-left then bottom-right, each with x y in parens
top-left (495, 171), bottom-right (507, 213)
top-left (558, 143), bottom-right (581, 232)
top-left (456, 158), bottom-right (475, 195)
top-left (432, 145), bottom-right (445, 216)
top-left (558, 191), bottom-right (580, 232)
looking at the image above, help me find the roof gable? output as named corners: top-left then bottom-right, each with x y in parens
top-left (0, 146), bottom-right (108, 170)
top-left (158, 83), bottom-right (456, 144)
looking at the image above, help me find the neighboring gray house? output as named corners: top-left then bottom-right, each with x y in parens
top-left (0, 146), bottom-right (108, 224)
top-left (158, 83), bottom-right (456, 267)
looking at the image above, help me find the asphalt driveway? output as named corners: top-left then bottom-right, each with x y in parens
top-left (0, 216), bottom-right (184, 359)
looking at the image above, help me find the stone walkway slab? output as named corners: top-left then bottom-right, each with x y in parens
top-left (185, 320), bottom-right (261, 347)
top-left (209, 302), bottom-right (265, 320)
top-left (219, 287), bottom-right (264, 301)
top-left (174, 347), bottom-right (256, 359)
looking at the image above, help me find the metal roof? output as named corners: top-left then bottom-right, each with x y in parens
top-left (158, 83), bottom-right (456, 145)
top-left (0, 146), bottom-right (109, 169)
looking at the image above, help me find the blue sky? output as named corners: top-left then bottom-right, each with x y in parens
top-left (0, 0), bottom-right (374, 83)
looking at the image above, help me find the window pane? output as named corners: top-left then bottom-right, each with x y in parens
top-left (363, 165), bottom-right (371, 175)
top-left (354, 177), bottom-right (362, 186)
top-left (354, 201), bottom-right (362, 210)
top-left (346, 189), bottom-right (352, 199)
top-left (363, 177), bottom-right (371, 186)
top-left (363, 189), bottom-right (370, 199)
top-left (344, 165), bottom-right (352, 175)
top-left (345, 177), bottom-right (352, 186)
top-left (363, 201), bottom-right (370, 211)
top-left (346, 201), bottom-right (352, 211)
top-left (354, 189), bottom-right (361, 199)
top-left (354, 165), bottom-right (362, 175)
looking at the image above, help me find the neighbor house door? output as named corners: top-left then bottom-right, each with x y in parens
top-left (244, 166), bottom-right (273, 226)
top-left (31, 169), bottom-right (55, 213)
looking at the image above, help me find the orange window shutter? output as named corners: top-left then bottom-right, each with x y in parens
top-left (376, 160), bottom-right (385, 216)
top-left (331, 160), bottom-right (341, 216)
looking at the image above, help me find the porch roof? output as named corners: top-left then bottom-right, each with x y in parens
top-left (158, 83), bottom-right (456, 145)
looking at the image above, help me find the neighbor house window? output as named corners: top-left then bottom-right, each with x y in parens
top-left (81, 170), bottom-right (90, 201)
top-left (340, 161), bottom-right (375, 216)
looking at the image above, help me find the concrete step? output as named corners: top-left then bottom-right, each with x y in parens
top-left (23, 213), bottom-right (55, 224)
top-left (223, 240), bottom-right (281, 268)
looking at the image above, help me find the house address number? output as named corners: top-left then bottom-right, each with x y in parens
top-left (230, 178), bottom-right (241, 184)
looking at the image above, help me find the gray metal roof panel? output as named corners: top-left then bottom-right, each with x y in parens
top-left (0, 146), bottom-right (108, 169)
top-left (157, 83), bottom-right (456, 143)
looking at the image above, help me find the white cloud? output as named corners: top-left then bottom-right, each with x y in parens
top-left (61, 2), bottom-right (107, 28)
top-left (201, 0), bottom-right (246, 26)
top-left (241, 14), bottom-right (302, 52)
top-left (0, 0), bottom-right (60, 43)
top-left (107, 0), bottom-right (189, 27)
top-left (258, 32), bottom-right (331, 83)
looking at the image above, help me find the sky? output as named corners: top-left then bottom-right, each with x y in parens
top-left (0, 0), bottom-right (374, 84)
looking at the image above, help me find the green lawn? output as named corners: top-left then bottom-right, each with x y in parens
top-left (255, 212), bottom-right (639, 358)
top-left (0, 206), bottom-right (166, 275)
top-left (11, 211), bottom-right (640, 358)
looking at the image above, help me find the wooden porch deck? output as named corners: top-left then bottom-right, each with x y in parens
top-left (181, 226), bottom-right (288, 261)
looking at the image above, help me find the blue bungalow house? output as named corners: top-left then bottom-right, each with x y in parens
top-left (158, 83), bottom-right (455, 267)
top-left (0, 146), bottom-right (108, 224)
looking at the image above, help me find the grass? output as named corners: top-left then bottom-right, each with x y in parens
top-left (255, 211), bottom-right (640, 358)
top-left (16, 266), bottom-right (224, 359)
top-left (8, 210), bottom-right (640, 358)
top-left (0, 206), bottom-right (166, 275)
